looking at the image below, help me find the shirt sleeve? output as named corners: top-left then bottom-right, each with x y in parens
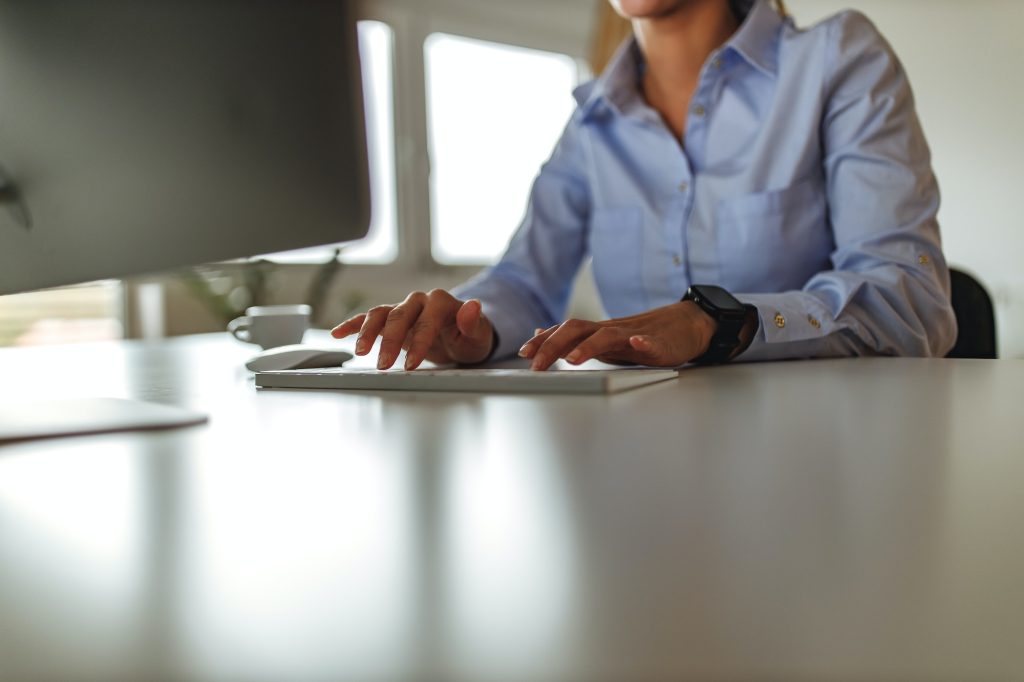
top-left (451, 118), bottom-right (591, 360)
top-left (735, 11), bottom-right (957, 362)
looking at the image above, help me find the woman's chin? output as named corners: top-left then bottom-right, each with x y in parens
top-left (610, 0), bottom-right (687, 20)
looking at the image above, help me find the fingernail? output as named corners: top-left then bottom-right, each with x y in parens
top-left (518, 344), bottom-right (531, 357)
top-left (531, 355), bottom-right (544, 371)
top-left (534, 328), bottom-right (544, 336)
top-left (404, 356), bottom-right (414, 371)
top-left (566, 350), bottom-right (581, 363)
top-left (377, 354), bottom-right (390, 370)
top-left (356, 339), bottom-right (367, 354)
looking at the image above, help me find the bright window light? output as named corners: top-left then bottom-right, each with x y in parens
top-left (425, 34), bottom-right (579, 265)
top-left (0, 282), bottom-right (123, 347)
top-left (267, 20), bottom-right (397, 265)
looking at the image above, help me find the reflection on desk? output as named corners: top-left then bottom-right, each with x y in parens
top-left (1, 334), bottom-right (1022, 681)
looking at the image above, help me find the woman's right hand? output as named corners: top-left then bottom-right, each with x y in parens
top-left (330, 290), bottom-right (495, 370)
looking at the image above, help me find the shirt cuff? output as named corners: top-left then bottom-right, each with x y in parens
top-left (733, 291), bottom-right (852, 362)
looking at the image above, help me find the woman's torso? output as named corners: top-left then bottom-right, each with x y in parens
top-left (575, 0), bottom-right (835, 316)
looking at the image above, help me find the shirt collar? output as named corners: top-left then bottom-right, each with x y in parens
top-left (726, 0), bottom-right (784, 77)
top-left (574, 0), bottom-right (784, 121)
top-left (573, 38), bottom-right (644, 119)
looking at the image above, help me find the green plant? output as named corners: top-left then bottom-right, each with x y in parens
top-left (179, 248), bottom-right (364, 329)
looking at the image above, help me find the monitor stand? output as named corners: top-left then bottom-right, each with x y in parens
top-left (0, 398), bottom-right (207, 444)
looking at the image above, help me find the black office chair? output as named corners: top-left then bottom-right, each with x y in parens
top-left (947, 268), bottom-right (997, 359)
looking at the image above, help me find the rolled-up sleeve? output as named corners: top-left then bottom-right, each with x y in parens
top-left (737, 11), bottom-right (957, 362)
top-left (452, 119), bottom-right (591, 360)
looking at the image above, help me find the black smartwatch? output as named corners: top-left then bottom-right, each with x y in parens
top-left (682, 284), bottom-right (757, 364)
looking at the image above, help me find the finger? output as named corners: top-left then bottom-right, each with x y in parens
top-left (443, 298), bottom-right (496, 364)
top-left (330, 313), bottom-right (365, 339)
top-left (405, 291), bottom-right (459, 370)
top-left (377, 293), bottom-right (427, 369)
top-left (518, 324), bottom-right (558, 359)
top-left (354, 306), bottom-right (393, 356)
top-left (564, 327), bottom-right (630, 365)
top-left (454, 299), bottom-right (488, 341)
top-left (531, 319), bottom-right (598, 371)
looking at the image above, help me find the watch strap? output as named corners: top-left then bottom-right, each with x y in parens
top-left (697, 313), bottom-right (747, 364)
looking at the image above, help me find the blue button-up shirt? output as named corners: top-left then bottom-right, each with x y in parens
top-left (454, 0), bottom-right (957, 362)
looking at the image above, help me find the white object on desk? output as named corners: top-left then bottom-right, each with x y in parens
top-left (229, 305), bottom-right (312, 350)
top-left (254, 366), bottom-right (679, 394)
top-left (0, 398), bottom-right (207, 444)
top-left (244, 344), bottom-right (353, 372)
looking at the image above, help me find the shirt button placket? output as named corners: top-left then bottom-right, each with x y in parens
top-left (678, 175), bottom-right (692, 274)
top-left (688, 68), bottom-right (713, 165)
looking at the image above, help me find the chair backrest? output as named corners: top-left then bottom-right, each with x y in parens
top-left (947, 268), bottom-right (997, 359)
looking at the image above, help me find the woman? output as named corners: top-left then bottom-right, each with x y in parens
top-left (332, 0), bottom-right (957, 371)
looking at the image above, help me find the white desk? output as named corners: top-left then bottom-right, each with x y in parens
top-left (1, 334), bottom-right (1022, 681)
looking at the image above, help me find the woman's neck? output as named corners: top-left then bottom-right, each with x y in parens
top-left (633, 0), bottom-right (739, 139)
top-left (634, 0), bottom-right (739, 88)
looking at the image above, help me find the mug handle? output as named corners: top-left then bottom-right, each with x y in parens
top-left (227, 316), bottom-right (252, 343)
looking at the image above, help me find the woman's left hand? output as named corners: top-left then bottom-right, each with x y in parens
top-left (518, 301), bottom-right (718, 371)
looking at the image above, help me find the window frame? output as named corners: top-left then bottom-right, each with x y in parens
top-left (355, 0), bottom-right (593, 276)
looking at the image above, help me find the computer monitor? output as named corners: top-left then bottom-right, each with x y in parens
top-left (0, 0), bottom-right (371, 442)
top-left (0, 0), bottom-right (370, 296)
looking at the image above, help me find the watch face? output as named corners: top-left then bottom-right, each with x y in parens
top-left (693, 285), bottom-right (744, 313)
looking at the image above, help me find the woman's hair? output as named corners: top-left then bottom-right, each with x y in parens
top-left (590, 1), bottom-right (789, 75)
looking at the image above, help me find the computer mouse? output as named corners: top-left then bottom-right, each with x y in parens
top-left (245, 344), bottom-right (354, 372)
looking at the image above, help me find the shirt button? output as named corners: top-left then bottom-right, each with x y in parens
top-left (918, 254), bottom-right (931, 265)
top-left (693, 104), bottom-right (706, 118)
top-left (672, 255), bottom-right (682, 266)
top-left (807, 315), bottom-right (821, 330)
top-left (774, 313), bottom-right (786, 329)
top-left (678, 181), bottom-right (689, 193)
top-left (712, 57), bottom-right (723, 69)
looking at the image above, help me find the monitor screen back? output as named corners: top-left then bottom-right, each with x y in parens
top-left (0, 0), bottom-right (370, 295)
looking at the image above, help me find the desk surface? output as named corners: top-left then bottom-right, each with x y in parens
top-left (1, 335), bottom-right (1022, 681)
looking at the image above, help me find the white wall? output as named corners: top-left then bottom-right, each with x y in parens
top-left (789, 0), bottom-right (1024, 356)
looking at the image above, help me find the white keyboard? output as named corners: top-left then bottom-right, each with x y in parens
top-left (254, 367), bottom-right (679, 395)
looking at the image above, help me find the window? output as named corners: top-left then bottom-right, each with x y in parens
top-left (425, 33), bottom-right (580, 265)
top-left (263, 23), bottom-right (583, 268)
top-left (267, 20), bottom-right (398, 265)
top-left (0, 282), bottom-right (123, 347)
top-left (1, 14), bottom-right (594, 345)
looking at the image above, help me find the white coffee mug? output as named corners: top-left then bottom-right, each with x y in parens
top-left (227, 304), bottom-right (311, 350)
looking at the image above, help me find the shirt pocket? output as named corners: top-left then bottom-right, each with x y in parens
top-left (588, 206), bottom-right (646, 317)
top-left (714, 179), bottom-right (832, 293)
